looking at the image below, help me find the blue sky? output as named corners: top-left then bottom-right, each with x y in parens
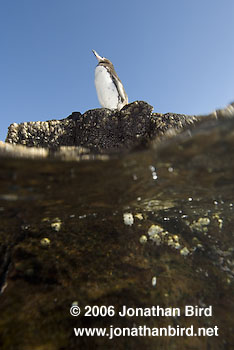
top-left (1, 0), bottom-right (234, 141)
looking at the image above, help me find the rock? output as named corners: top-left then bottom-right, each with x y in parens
top-left (1, 100), bottom-right (234, 162)
top-left (7, 100), bottom-right (234, 154)
top-left (6, 101), bottom-right (156, 152)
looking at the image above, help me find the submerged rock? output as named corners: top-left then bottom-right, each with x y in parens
top-left (0, 101), bottom-right (234, 349)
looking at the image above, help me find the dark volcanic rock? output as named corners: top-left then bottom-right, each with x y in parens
top-left (6, 101), bottom-right (157, 152)
top-left (2, 100), bottom-right (234, 161)
top-left (74, 102), bottom-right (153, 152)
top-left (3, 101), bottom-right (200, 153)
top-left (5, 101), bottom-right (234, 154)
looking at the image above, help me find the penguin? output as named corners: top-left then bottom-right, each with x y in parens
top-left (92, 50), bottom-right (128, 110)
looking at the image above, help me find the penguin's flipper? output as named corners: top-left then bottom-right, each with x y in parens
top-left (112, 74), bottom-right (128, 104)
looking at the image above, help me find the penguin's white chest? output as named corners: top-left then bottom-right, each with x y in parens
top-left (94, 66), bottom-right (119, 109)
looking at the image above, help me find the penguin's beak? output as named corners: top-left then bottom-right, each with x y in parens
top-left (92, 49), bottom-right (103, 62)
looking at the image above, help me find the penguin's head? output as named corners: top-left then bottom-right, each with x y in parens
top-left (92, 50), bottom-right (114, 70)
